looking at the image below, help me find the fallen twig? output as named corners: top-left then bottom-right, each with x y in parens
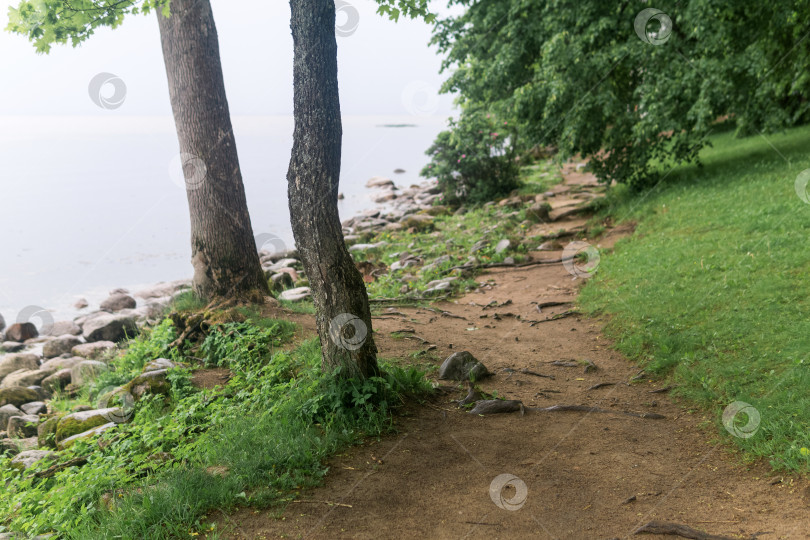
top-left (633, 520), bottom-right (738, 540)
top-left (649, 385), bottom-right (677, 394)
top-left (587, 382), bottom-right (616, 391)
top-left (550, 360), bottom-right (579, 367)
top-left (441, 311), bottom-right (467, 320)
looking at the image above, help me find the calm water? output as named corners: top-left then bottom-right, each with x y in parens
top-left (0, 115), bottom-right (445, 323)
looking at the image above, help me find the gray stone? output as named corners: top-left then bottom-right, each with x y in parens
top-left (0, 404), bottom-right (23, 431)
top-left (503, 257), bottom-right (516, 265)
top-left (59, 421), bottom-right (116, 449)
top-left (0, 369), bottom-right (49, 389)
top-left (0, 313), bottom-right (4, 334)
top-left (42, 335), bottom-right (83, 359)
top-left (265, 258), bottom-right (299, 273)
top-left (71, 360), bottom-right (108, 386)
top-left (100, 293), bottom-right (137, 312)
top-left (0, 353), bottom-right (39, 380)
top-left (279, 287), bottom-right (311, 302)
top-left (0, 436), bottom-right (37, 457)
top-left (7, 415), bottom-right (39, 437)
top-left (41, 368), bottom-right (72, 393)
top-left (74, 298), bottom-right (89, 309)
top-left (366, 176), bottom-right (394, 188)
top-left (56, 407), bottom-right (121, 444)
top-left (27, 386), bottom-right (48, 401)
top-left (45, 320), bottom-right (82, 336)
top-left (425, 277), bottom-right (458, 290)
top-left (133, 280), bottom-right (190, 300)
top-left (39, 356), bottom-right (81, 373)
top-left (495, 239), bottom-right (511, 254)
top-left (142, 358), bottom-right (178, 372)
top-left (21, 401), bottom-right (46, 415)
top-left (1, 342), bottom-right (25, 353)
top-left (438, 351), bottom-right (490, 381)
top-left (82, 314), bottom-right (137, 343)
top-left (9, 449), bottom-right (56, 470)
top-left (72, 341), bottom-right (116, 359)
top-left (424, 281), bottom-right (452, 296)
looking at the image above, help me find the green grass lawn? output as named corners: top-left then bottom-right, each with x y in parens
top-left (580, 124), bottom-right (810, 472)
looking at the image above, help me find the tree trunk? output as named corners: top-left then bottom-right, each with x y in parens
top-left (157, 0), bottom-right (268, 300)
top-left (287, 0), bottom-right (379, 378)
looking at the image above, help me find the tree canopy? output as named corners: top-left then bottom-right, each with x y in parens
top-left (430, 0), bottom-right (810, 188)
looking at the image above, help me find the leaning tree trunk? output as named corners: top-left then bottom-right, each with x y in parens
top-left (157, 0), bottom-right (268, 300)
top-left (287, 0), bottom-right (379, 378)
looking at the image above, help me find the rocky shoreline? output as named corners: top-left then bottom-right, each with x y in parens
top-left (0, 174), bottom-right (443, 471)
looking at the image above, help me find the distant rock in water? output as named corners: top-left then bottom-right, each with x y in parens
top-left (393, 168), bottom-right (406, 174)
top-left (0, 313), bottom-right (5, 334)
top-left (100, 293), bottom-right (137, 312)
top-left (74, 298), bottom-right (89, 309)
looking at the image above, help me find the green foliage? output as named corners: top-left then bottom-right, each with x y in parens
top-left (5, 0), bottom-right (168, 53)
top-left (579, 125), bottom-right (810, 471)
top-left (200, 320), bottom-right (296, 368)
top-left (88, 318), bottom-right (179, 395)
top-left (421, 110), bottom-right (520, 205)
top-left (431, 0), bottom-right (810, 189)
top-left (0, 314), bottom-right (431, 537)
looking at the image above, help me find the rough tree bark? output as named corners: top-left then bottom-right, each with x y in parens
top-left (157, 0), bottom-right (268, 300)
top-left (287, 0), bottom-right (379, 378)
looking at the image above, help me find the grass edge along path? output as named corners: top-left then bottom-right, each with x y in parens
top-left (579, 124), bottom-right (810, 473)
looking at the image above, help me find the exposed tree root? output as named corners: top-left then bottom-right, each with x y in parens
top-left (32, 457), bottom-right (88, 479)
top-left (633, 520), bottom-right (741, 540)
top-left (529, 404), bottom-right (665, 420)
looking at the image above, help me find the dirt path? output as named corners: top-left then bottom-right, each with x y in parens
top-left (211, 166), bottom-right (810, 539)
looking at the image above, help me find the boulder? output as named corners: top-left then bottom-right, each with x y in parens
top-left (56, 408), bottom-right (122, 443)
top-left (0, 404), bottom-right (23, 430)
top-left (265, 258), bottom-right (299, 273)
top-left (0, 353), bottom-right (39, 380)
top-left (21, 401), bottom-right (46, 415)
top-left (366, 176), bottom-right (394, 188)
top-left (26, 386), bottom-right (48, 401)
top-left (10, 449), bottom-right (56, 470)
top-left (72, 341), bottom-right (116, 359)
top-left (39, 356), bottom-right (81, 373)
top-left (45, 320), bottom-right (82, 336)
top-left (1, 342), bottom-right (25, 353)
top-left (438, 351), bottom-right (490, 381)
top-left (74, 298), bottom-right (89, 309)
top-left (7, 415), bottom-right (39, 437)
top-left (58, 421), bottom-right (116, 450)
top-left (41, 368), bottom-right (72, 393)
top-left (399, 214), bottom-right (434, 230)
top-left (124, 369), bottom-right (171, 400)
top-left (100, 293), bottom-right (137, 312)
top-left (0, 313), bottom-right (4, 334)
top-left (37, 415), bottom-right (62, 448)
top-left (0, 436), bottom-right (37, 457)
top-left (0, 369), bottom-right (49, 389)
top-left (133, 280), bottom-right (190, 301)
top-left (0, 387), bottom-right (40, 407)
top-left (279, 287), bottom-right (311, 302)
top-left (71, 360), bottom-right (108, 386)
top-left (4, 323), bottom-right (38, 342)
top-left (82, 314), bottom-right (137, 343)
top-left (142, 358), bottom-right (178, 372)
top-left (270, 272), bottom-right (294, 292)
top-left (42, 335), bottom-right (83, 359)
top-left (527, 201), bottom-right (552, 223)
